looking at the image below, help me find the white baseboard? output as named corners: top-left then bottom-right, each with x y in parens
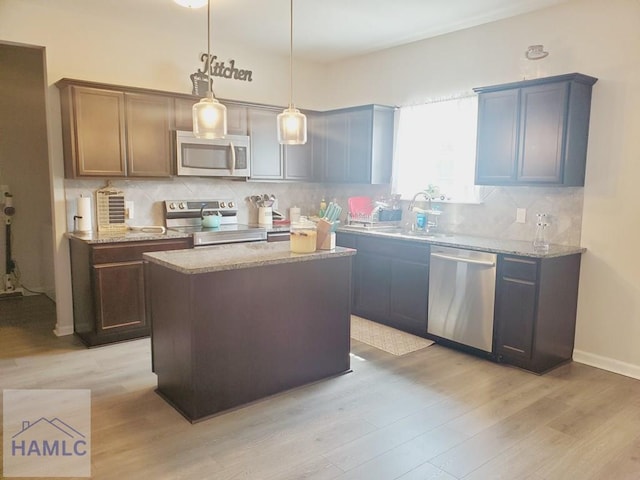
top-left (573, 349), bottom-right (640, 380)
top-left (54, 324), bottom-right (74, 337)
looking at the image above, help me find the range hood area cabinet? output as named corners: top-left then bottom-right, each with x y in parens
top-left (474, 73), bottom-right (598, 186)
top-left (314, 104), bottom-right (395, 184)
top-left (57, 79), bottom-right (174, 178)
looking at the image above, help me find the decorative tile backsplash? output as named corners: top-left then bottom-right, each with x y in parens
top-left (64, 179), bottom-right (583, 246)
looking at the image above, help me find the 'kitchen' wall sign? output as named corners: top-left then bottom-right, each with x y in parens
top-left (191, 53), bottom-right (253, 95)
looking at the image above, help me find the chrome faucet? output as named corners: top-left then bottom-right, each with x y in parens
top-left (408, 190), bottom-right (439, 233)
top-left (408, 190), bottom-right (432, 213)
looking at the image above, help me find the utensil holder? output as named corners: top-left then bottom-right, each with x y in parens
top-left (258, 206), bottom-right (273, 226)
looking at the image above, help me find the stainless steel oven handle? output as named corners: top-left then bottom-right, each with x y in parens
top-left (431, 252), bottom-right (495, 267)
top-left (229, 141), bottom-right (236, 175)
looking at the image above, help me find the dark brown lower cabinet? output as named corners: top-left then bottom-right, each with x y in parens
top-left (494, 253), bottom-right (581, 373)
top-left (69, 237), bottom-right (191, 346)
top-left (337, 232), bottom-right (430, 337)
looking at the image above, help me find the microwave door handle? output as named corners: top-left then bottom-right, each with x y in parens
top-left (229, 141), bottom-right (236, 175)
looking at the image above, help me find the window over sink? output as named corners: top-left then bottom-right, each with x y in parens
top-left (392, 95), bottom-right (480, 203)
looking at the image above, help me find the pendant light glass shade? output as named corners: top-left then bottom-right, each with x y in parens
top-left (278, 107), bottom-right (307, 144)
top-left (193, 0), bottom-right (227, 139)
top-left (278, 0), bottom-right (307, 145)
top-left (174, 0), bottom-right (207, 8)
top-left (193, 92), bottom-right (227, 139)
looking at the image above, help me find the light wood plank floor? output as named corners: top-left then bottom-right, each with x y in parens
top-left (1, 295), bottom-right (640, 479)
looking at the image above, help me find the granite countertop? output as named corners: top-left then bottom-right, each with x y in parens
top-left (337, 226), bottom-right (585, 259)
top-left (144, 242), bottom-right (356, 275)
top-left (67, 229), bottom-right (191, 244)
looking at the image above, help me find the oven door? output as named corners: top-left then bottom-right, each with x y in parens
top-left (176, 131), bottom-right (250, 178)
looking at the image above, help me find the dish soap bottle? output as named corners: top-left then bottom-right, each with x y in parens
top-left (319, 197), bottom-right (327, 218)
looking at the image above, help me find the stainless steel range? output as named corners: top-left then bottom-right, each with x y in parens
top-left (164, 199), bottom-right (266, 246)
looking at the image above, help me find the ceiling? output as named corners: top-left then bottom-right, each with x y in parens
top-left (133, 0), bottom-right (568, 63)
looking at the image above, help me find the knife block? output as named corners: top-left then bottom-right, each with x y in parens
top-left (316, 219), bottom-right (334, 250)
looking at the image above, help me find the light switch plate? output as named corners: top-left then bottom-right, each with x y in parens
top-left (516, 208), bottom-right (526, 224)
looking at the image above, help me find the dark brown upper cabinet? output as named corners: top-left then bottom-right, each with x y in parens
top-left (474, 73), bottom-right (598, 186)
top-left (57, 79), bottom-right (173, 178)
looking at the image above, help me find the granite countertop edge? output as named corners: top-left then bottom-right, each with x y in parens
top-left (144, 243), bottom-right (356, 275)
top-left (66, 230), bottom-right (191, 244)
top-left (336, 227), bottom-right (586, 259)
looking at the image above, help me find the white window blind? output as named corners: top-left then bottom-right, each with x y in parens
top-left (392, 95), bottom-right (479, 202)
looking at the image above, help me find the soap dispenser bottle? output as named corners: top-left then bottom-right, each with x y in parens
top-left (533, 213), bottom-right (549, 252)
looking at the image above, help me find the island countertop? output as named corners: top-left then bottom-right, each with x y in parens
top-left (143, 242), bottom-right (356, 275)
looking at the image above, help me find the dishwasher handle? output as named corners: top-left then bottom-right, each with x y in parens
top-left (431, 252), bottom-right (496, 267)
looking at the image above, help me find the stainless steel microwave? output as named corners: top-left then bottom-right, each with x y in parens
top-left (175, 130), bottom-right (251, 178)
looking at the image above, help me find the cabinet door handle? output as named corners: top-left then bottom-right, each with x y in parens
top-left (229, 141), bottom-right (236, 175)
top-left (431, 252), bottom-right (495, 267)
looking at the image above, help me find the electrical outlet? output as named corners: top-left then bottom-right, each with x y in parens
top-left (516, 208), bottom-right (526, 224)
top-left (125, 201), bottom-right (134, 219)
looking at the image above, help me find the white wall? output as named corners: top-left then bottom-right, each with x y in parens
top-left (323, 0), bottom-right (640, 378)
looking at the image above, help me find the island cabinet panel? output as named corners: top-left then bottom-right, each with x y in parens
top-left (474, 73), bottom-right (597, 186)
top-left (338, 232), bottom-right (430, 336)
top-left (57, 80), bottom-right (175, 178)
top-left (69, 237), bottom-right (191, 347)
top-left (147, 253), bottom-right (353, 422)
top-left (494, 253), bottom-right (581, 373)
top-left (316, 105), bottom-right (394, 184)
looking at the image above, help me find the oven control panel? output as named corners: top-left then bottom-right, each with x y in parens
top-left (165, 200), bottom-right (236, 212)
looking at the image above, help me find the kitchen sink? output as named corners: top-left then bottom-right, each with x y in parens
top-left (342, 224), bottom-right (453, 239)
top-left (404, 231), bottom-right (453, 238)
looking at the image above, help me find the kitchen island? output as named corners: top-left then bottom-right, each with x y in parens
top-left (143, 242), bottom-right (356, 422)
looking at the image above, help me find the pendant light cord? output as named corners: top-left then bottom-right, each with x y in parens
top-left (289, 0), bottom-right (294, 109)
top-left (207, 0), bottom-right (212, 95)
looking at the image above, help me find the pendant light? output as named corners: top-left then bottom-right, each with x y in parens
top-left (277, 0), bottom-right (307, 145)
top-left (174, 0), bottom-right (207, 8)
top-left (193, 0), bottom-right (227, 138)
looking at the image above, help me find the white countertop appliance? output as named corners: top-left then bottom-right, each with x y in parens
top-left (164, 199), bottom-right (266, 246)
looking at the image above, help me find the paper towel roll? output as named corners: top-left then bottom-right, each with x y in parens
top-left (76, 196), bottom-right (92, 232)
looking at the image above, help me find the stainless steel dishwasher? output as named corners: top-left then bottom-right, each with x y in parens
top-left (427, 245), bottom-right (497, 352)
